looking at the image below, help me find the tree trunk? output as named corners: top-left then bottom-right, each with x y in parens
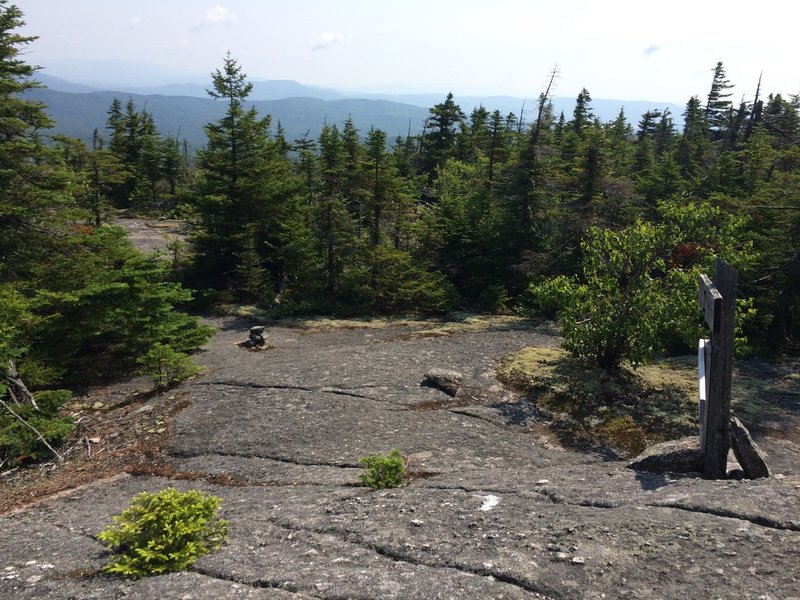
top-left (5, 359), bottom-right (38, 410)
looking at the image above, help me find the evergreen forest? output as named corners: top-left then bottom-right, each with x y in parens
top-left (2, 0), bottom-right (800, 418)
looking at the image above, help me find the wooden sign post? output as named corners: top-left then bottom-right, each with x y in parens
top-left (697, 258), bottom-right (737, 479)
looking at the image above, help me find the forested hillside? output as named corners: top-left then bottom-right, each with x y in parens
top-left (24, 74), bottom-right (685, 151)
top-left (3, 0), bottom-right (800, 409)
top-left (23, 86), bottom-right (432, 151)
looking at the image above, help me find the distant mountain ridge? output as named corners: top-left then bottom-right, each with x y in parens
top-left (24, 87), bottom-right (432, 150)
top-left (28, 74), bottom-right (685, 150)
top-left (36, 74), bottom-right (348, 102)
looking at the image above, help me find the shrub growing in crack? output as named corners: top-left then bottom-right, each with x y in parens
top-left (359, 448), bottom-right (407, 490)
top-left (98, 487), bottom-right (228, 578)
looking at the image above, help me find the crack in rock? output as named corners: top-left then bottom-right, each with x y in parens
top-left (368, 542), bottom-right (553, 598)
top-left (564, 495), bottom-right (800, 532)
top-left (194, 380), bottom-right (408, 408)
top-left (447, 408), bottom-right (520, 432)
top-left (319, 387), bottom-right (376, 400)
top-left (197, 381), bottom-right (315, 392)
top-left (420, 482), bottom-right (523, 496)
top-left (649, 502), bottom-right (800, 532)
top-left (188, 565), bottom-right (322, 598)
top-left (171, 450), bottom-right (363, 470)
top-left (262, 517), bottom-right (554, 598)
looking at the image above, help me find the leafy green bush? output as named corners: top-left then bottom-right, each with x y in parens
top-left (359, 448), bottom-right (406, 490)
top-left (137, 343), bottom-right (203, 390)
top-left (98, 487), bottom-right (228, 579)
top-left (531, 221), bottom-right (670, 372)
top-left (0, 390), bottom-right (74, 466)
top-left (530, 200), bottom-right (754, 373)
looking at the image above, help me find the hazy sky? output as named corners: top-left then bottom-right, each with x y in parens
top-left (15, 0), bottom-right (799, 103)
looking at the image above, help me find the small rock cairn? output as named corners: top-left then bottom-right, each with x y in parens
top-left (240, 326), bottom-right (267, 349)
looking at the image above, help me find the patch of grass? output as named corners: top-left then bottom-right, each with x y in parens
top-left (497, 347), bottom-right (698, 457)
top-left (407, 314), bottom-right (533, 337)
top-left (295, 316), bottom-right (428, 332)
top-left (391, 313), bottom-right (551, 340)
top-left (214, 309), bottom-right (545, 338)
top-left (292, 313), bottom-right (534, 335)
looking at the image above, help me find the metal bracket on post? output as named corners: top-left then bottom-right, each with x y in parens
top-left (697, 338), bottom-right (710, 453)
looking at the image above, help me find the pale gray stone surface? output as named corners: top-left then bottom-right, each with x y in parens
top-left (2, 319), bottom-right (799, 599)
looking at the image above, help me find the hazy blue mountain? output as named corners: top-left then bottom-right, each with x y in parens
top-left (37, 58), bottom-right (207, 88)
top-left (25, 71), bottom-right (687, 151)
top-left (40, 62), bottom-right (346, 100)
top-left (46, 79), bottom-right (349, 102)
top-left (353, 92), bottom-right (685, 126)
top-left (24, 88), bottom-right (430, 150)
top-left (160, 80), bottom-right (347, 101)
top-left (38, 58), bottom-right (687, 125)
top-left (33, 73), bottom-right (102, 94)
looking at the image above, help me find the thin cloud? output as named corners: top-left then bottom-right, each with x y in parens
top-left (192, 6), bottom-right (238, 32)
top-left (644, 44), bottom-right (665, 57)
top-left (129, 17), bottom-right (142, 29)
top-left (163, 35), bottom-right (193, 52)
top-left (312, 31), bottom-right (347, 50)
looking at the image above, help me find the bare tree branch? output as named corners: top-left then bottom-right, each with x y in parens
top-left (0, 398), bottom-right (64, 462)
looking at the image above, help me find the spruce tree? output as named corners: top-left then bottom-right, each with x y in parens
top-left (364, 127), bottom-right (389, 247)
top-left (191, 53), bottom-right (298, 299)
top-left (0, 2), bottom-right (65, 283)
top-left (420, 93), bottom-right (464, 180)
top-left (314, 123), bottom-right (355, 296)
top-left (677, 96), bottom-right (709, 183)
top-left (0, 2), bottom-right (211, 391)
top-left (705, 62), bottom-right (734, 137)
top-left (571, 88), bottom-right (594, 137)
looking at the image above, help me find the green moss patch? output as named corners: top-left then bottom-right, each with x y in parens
top-left (498, 347), bottom-right (698, 457)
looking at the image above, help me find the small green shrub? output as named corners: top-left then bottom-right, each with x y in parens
top-left (98, 487), bottom-right (228, 579)
top-left (137, 343), bottom-right (203, 390)
top-left (359, 448), bottom-right (406, 490)
top-left (477, 284), bottom-right (511, 314)
top-left (0, 389), bottom-right (74, 465)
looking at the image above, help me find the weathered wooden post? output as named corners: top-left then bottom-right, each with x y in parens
top-left (697, 258), bottom-right (737, 479)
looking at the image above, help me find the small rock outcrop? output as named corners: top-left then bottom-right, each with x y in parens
top-left (627, 437), bottom-right (703, 475)
top-left (729, 416), bottom-right (771, 479)
top-left (423, 368), bottom-right (463, 396)
top-left (629, 420), bottom-right (771, 480)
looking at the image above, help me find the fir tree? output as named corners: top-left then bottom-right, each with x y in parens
top-left (191, 53), bottom-right (298, 299)
top-left (420, 92), bottom-right (464, 180)
top-left (0, 2), bottom-right (211, 390)
top-left (705, 62), bottom-right (734, 137)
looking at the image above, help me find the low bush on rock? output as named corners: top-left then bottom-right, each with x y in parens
top-left (98, 487), bottom-right (228, 578)
top-left (359, 448), bottom-right (406, 490)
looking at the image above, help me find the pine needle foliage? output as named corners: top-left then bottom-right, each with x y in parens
top-left (136, 343), bottom-right (203, 390)
top-left (359, 448), bottom-right (407, 490)
top-left (98, 487), bottom-right (228, 579)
